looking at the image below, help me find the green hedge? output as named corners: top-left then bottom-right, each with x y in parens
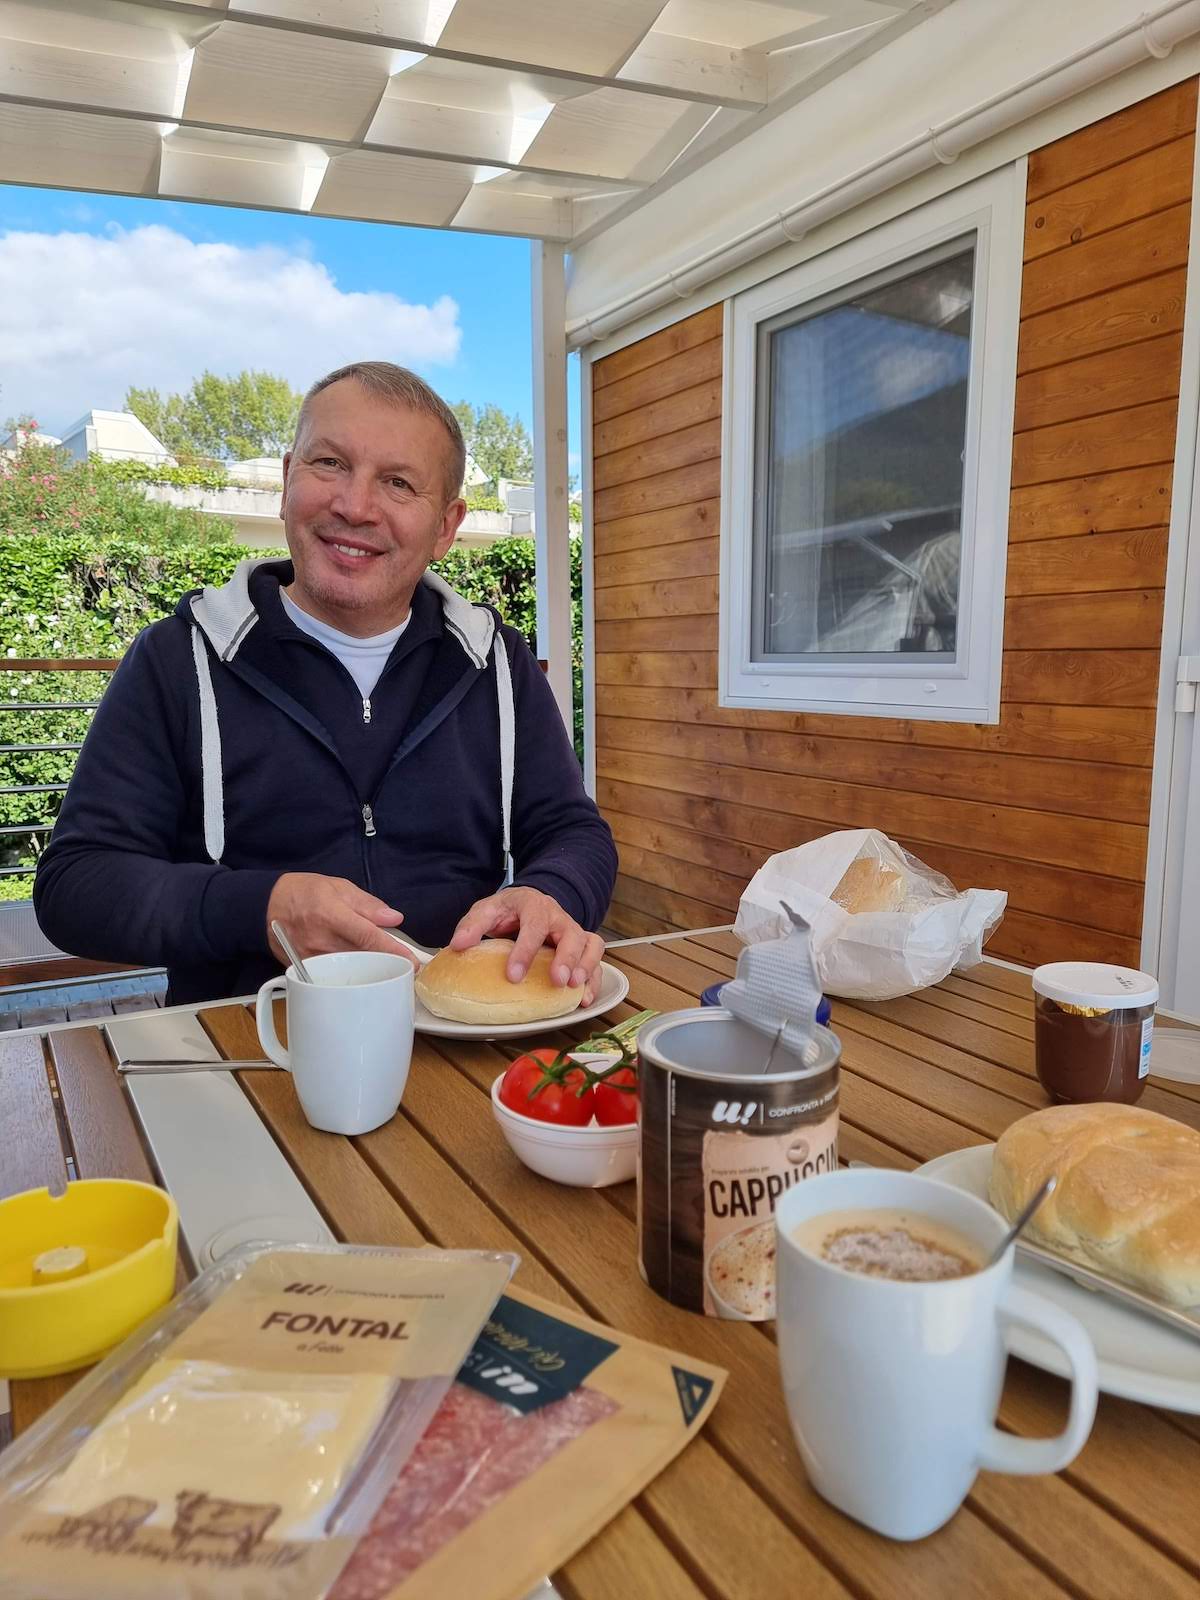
top-left (0, 534), bottom-right (580, 897)
top-left (0, 440), bottom-right (233, 549)
top-left (93, 459), bottom-right (235, 491)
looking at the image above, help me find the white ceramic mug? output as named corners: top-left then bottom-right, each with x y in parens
top-left (774, 1168), bottom-right (1098, 1542)
top-left (255, 950), bottom-right (415, 1136)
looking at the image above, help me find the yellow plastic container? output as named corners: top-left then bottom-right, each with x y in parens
top-left (0, 1179), bottom-right (178, 1379)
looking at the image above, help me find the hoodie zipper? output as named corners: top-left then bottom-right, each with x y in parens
top-left (202, 582), bottom-right (487, 887)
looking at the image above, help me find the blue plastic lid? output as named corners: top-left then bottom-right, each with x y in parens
top-left (699, 982), bottom-right (831, 1026)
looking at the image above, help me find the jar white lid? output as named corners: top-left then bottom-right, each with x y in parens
top-left (1033, 962), bottom-right (1158, 1010)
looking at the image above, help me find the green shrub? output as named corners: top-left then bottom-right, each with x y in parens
top-left (463, 491), bottom-right (506, 513)
top-left (0, 438), bottom-right (235, 548)
top-left (92, 459), bottom-right (238, 492)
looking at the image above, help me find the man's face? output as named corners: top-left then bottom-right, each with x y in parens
top-left (280, 380), bottom-right (466, 637)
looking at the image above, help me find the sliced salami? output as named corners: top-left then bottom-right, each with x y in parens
top-left (331, 1384), bottom-right (616, 1600)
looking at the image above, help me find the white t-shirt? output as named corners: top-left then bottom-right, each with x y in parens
top-left (280, 590), bottom-right (409, 702)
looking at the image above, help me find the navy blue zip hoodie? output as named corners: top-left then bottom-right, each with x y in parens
top-left (34, 558), bottom-right (617, 1005)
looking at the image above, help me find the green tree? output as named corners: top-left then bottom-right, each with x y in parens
top-left (121, 386), bottom-right (189, 457)
top-left (452, 401), bottom-right (534, 483)
top-left (126, 370), bottom-right (303, 462)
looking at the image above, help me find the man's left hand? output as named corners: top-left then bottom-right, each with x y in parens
top-left (449, 886), bottom-right (605, 1002)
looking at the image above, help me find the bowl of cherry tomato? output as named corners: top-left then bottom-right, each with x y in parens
top-left (491, 1014), bottom-right (651, 1188)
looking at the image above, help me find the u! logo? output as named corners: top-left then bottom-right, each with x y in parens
top-left (712, 1100), bottom-right (759, 1125)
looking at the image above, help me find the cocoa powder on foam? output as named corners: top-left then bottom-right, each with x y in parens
top-left (822, 1225), bottom-right (977, 1282)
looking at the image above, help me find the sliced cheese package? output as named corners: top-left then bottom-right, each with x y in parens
top-left (0, 1243), bottom-right (517, 1600)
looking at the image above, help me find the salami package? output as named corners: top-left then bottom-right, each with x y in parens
top-left (0, 1244), bottom-right (516, 1600)
top-left (330, 1287), bottom-right (727, 1600)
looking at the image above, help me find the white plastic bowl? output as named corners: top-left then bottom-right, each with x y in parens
top-left (490, 1075), bottom-right (637, 1187)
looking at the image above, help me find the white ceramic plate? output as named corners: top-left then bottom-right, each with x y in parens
top-left (916, 1144), bottom-right (1200, 1413)
top-left (414, 960), bottom-right (630, 1041)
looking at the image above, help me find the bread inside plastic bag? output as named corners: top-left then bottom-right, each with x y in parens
top-left (735, 828), bottom-right (1006, 1000)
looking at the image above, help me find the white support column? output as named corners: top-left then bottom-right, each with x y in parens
top-left (531, 240), bottom-right (573, 733)
top-left (580, 347), bottom-right (598, 798)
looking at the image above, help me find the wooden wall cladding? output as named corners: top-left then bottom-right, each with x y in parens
top-left (590, 79), bottom-right (1196, 968)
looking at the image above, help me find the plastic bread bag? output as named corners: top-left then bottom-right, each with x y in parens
top-left (734, 828), bottom-right (1006, 1000)
top-left (328, 1285), bottom-right (726, 1600)
top-left (0, 1242), bottom-right (517, 1600)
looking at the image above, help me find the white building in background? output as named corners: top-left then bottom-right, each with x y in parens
top-left (224, 457), bottom-right (281, 488)
top-left (0, 423), bottom-right (62, 451)
top-left (32, 410), bottom-right (536, 548)
top-left (58, 409), bottom-right (174, 465)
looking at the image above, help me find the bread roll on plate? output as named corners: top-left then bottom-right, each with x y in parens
top-left (989, 1103), bottom-right (1200, 1306)
top-left (415, 938), bottom-right (585, 1025)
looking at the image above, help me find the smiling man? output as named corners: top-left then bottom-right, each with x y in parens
top-left (34, 362), bottom-right (618, 1005)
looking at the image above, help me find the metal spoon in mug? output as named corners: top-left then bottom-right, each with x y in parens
top-left (270, 919), bottom-right (313, 984)
top-left (989, 1173), bottom-right (1057, 1267)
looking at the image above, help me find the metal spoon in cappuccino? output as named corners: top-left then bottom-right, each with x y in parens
top-left (989, 1173), bottom-right (1058, 1267)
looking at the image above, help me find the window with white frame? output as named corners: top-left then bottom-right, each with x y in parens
top-left (720, 169), bottom-right (1023, 721)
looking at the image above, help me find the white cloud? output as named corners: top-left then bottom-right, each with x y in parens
top-left (0, 224), bottom-right (462, 434)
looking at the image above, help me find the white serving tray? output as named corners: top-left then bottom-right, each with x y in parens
top-left (918, 1144), bottom-right (1200, 1413)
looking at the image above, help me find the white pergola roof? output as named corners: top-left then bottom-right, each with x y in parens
top-left (0, 0), bottom-right (941, 240)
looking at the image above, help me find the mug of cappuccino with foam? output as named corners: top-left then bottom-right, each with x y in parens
top-left (774, 1168), bottom-right (1099, 1541)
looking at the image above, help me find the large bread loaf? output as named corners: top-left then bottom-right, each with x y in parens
top-left (989, 1103), bottom-right (1200, 1306)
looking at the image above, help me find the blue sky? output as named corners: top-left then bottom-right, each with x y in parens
top-left (0, 183), bottom-right (579, 465)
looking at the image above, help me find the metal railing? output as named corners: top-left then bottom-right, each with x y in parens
top-left (0, 659), bottom-right (117, 879)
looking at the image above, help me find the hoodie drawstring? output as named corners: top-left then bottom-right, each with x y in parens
top-left (190, 625), bottom-right (226, 864)
top-left (493, 631), bottom-right (515, 886)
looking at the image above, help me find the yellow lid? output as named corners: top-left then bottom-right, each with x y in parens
top-left (0, 1180), bottom-right (179, 1379)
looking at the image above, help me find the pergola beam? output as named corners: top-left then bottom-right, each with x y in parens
top-left (0, 89), bottom-right (650, 193)
top-left (110, 0), bottom-right (774, 108)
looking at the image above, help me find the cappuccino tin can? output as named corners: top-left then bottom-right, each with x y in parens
top-left (637, 1008), bottom-right (840, 1320)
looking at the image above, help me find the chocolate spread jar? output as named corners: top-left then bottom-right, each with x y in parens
top-left (1032, 962), bottom-right (1158, 1105)
top-left (637, 1008), bottom-right (840, 1320)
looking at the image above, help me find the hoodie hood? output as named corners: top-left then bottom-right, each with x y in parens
top-left (183, 557), bottom-right (498, 667)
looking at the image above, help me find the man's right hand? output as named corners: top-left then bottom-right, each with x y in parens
top-left (266, 873), bottom-right (405, 963)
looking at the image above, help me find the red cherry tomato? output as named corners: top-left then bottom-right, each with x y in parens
top-left (499, 1048), bottom-right (596, 1126)
top-left (593, 1065), bottom-right (638, 1126)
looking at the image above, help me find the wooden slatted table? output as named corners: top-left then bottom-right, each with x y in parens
top-left (3, 929), bottom-right (1200, 1600)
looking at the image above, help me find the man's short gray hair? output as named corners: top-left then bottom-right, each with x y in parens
top-left (296, 361), bottom-right (466, 501)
